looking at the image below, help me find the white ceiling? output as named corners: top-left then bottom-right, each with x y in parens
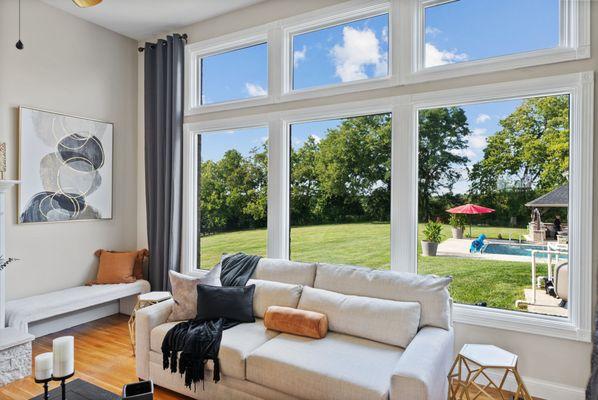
top-left (41, 0), bottom-right (265, 40)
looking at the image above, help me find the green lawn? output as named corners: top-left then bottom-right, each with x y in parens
top-left (200, 222), bottom-right (538, 311)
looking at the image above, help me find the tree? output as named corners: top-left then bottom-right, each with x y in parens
top-left (470, 95), bottom-right (569, 196)
top-left (418, 107), bottom-right (471, 221)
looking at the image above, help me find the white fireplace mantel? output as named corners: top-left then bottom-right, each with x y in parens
top-left (0, 180), bottom-right (20, 328)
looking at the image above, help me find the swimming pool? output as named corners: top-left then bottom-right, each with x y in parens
top-left (482, 243), bottom-right (568, 260)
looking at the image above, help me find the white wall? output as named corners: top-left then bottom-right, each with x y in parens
top-left (0, 0), bottom-right (139, 300)
top-left (136, 1), bottom-right (597, 397)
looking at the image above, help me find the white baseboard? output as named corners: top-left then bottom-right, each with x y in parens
top-left (484, 369), bottom-right (585, 400)
top-left (28, 300), bottom-right (120, 337)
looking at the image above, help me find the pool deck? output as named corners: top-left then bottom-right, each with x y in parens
top-left (520, 288), bottom-right (568, 317)
top-left (437, 238), bottom-right (533, 262)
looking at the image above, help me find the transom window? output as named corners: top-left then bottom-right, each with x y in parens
top-left (291, 13), bottom-right (389, 91)
top-left (424, 0), bottom-right (560, 68)
top-left (200, 43), bottom-right (268, 105)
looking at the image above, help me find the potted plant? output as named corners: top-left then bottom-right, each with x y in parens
top-left (449, 214), bottom-right (466, 239)
top-left (421, 220), bottom-right (443, 256)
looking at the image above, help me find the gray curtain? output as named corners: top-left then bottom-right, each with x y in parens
top-left (144, 34), bottom-right (184, 291)
top-left (588, 315), bottom-right (598, 399)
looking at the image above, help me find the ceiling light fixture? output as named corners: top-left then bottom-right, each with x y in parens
top-left (15, 0), bottom-right (23, 50)
top-left (72, 0), bottom-right (103, 8)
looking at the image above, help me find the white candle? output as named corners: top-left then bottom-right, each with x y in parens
top-left (34, 352), bottom-right (53, 380)
top-left (52, 336), bottom-right (74, 378)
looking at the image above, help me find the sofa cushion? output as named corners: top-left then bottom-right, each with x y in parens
top-left (298, 286), bottom-right (420, 348)
top-left (314, 263), bottom-right (452, 330)
top-left (252, 258), bottom-right (316, 287)
top-left (247, 332), bottom-right (403, 400)
top-left (150, 319), bottom-right (279, 380)
top-left (248, 279), bottom-right (303, 318)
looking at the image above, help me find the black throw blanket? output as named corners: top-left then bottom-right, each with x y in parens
top-left (161, 253), bottom-right (261, 388)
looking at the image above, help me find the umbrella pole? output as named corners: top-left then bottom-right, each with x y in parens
top-left (469, 215), bottom-right (472, 238)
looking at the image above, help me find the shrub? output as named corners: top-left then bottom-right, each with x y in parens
top-left (423, 220), bottom-right (443, 243)
top-left (449, 214), bottom-right (466, 230)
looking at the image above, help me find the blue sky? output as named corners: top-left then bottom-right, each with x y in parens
top-left (425, 0), bottom-right (559, 66)
top-left (200, 2), bottom-right (563, 194)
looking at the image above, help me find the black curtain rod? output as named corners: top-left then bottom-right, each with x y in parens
top-left (138, 33), bottom-right (187, 52)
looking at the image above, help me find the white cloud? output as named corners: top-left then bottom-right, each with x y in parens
top-left (424, 43), bottom-right (468, 67)
top-left (331, 26), bottom-right (385, 82)
top-left (450, 148), bottom-right (477, 159)
top-left (381, 26), bottom-right (388, 43)
top-left (309, 134), bottom-right (321, 144)
top-left (294, 45), bottom-right (307, 67)
top-left (425, 26), bottom-right (442, 37)
top-left (469, 128), bottom-right (487, 149)
top-left (475, 113), bottom-right (491, 124)
top-left (245, 82), bottom-right (267, 97)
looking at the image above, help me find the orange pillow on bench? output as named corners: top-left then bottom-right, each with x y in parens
top-left (90, 250), bottom-right (137, 284)
top-left (264, 306), bottom-right (328, 339)
top-left (94, 248), bottom-right (148, 279)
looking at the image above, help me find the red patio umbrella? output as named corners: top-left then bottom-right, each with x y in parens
top-left (446, 204), bottom-right (495, 238)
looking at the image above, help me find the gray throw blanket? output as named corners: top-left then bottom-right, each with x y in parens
top-left (161, 253), bottom-right (261, 389)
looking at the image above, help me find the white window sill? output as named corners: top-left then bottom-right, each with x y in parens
top-left (185, 95), bottom-right (273, 116)
top-left (453, 303), bottom-right (590, 343)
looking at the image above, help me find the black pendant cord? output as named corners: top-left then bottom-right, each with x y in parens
top-left (15, 0), bottom-right (24, 50)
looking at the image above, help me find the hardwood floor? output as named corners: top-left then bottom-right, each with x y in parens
top-left (0, 314), bottom-right (537, 400)
top-left (0, 314), bottom-right (189, 400)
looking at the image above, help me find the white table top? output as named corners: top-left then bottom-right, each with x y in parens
top-left (459, 344), bottom-right (518, 368)
top-left (139, 291), bottom-right (171, 302)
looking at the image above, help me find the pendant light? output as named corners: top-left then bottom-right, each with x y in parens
top-left (72, 0), bottom-right (103, 7)
top-left (15, 0), bottom-right (23, 50)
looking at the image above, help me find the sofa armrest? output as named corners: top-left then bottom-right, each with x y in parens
top-left (135, 298), bottom-right (174, 380)
top-left (390, 326), bottom-right (455, 400)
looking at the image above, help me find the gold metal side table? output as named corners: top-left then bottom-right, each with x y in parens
top-left (128, 291), bottom-right (171, 354)
top-left (448, 344), bottom-right (532, 400)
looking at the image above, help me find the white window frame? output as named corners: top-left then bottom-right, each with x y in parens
top-left (185, 25), bottom-right (273, 115)
top-left (182, 115), bottom-right (273, 273)
top-left (399, 0), bottom-right (591, 84)
top-left (280, 0), bottom-right (396, 102)
top-left (395, 72), bottom-right (594, 342)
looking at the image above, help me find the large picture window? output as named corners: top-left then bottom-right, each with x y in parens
top-left (417, 94), bottom-right (570, 318)
top-left (183, 0), bottom-right (592, 342)
top-left (289, 113), bottom-right (391, 267)
top-left (196, 127), bottom-right (268, 269)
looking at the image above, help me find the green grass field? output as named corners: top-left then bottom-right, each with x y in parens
top-left (199, 222), bottom-right (539, 311)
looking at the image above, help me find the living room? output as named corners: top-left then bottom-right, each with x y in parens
top-left (0, 0), bottom-right (596, 399)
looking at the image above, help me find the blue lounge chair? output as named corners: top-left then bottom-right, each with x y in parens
top-left (470, 234), bottom-right (487, 253)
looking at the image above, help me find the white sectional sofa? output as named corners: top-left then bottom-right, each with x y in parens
top-left (135, 259), bottom-right (454, 400)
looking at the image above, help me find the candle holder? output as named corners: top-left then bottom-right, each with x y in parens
top-left (34, 377), bottom-right (52, 400)
top-left (52, 372), bottom-right (75, 400)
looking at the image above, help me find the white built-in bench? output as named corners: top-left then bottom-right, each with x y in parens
top-left (5, 280), bottom-right (150, 337)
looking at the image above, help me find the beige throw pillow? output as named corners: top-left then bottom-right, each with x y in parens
top-left (167, 268), bottom-right (220, 322)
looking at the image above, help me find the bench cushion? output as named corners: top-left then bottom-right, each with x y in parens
top-left (150, 319), bottom-right (279, 380)
top-left (246, 332), bottom-right (403, 400)
top-left (6, 280), bottom-right (150, 332)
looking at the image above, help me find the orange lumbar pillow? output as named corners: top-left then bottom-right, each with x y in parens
top-left (264, 305), bottom-right (328, 339)
top-left (89, 249), bottom-right (138, 284)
